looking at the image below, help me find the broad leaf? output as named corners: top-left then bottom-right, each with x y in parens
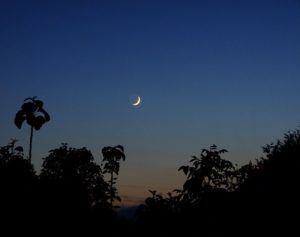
top-left (26, 113), bottom-right (36, 127)
top-left (178, 165), bottom-right (189, 176)
top-left (35, 100), bottom-right (44, 108)
top-left (14, 110), bottom-right (26, 129)
top-left (15, 146), bottom-right (24, 152)
top-left (38, 108), bottom-right (50, 122)
top-left (33, 116), bottom-right (46, 130)
top-left (21, 102), bottom-right (37, 113)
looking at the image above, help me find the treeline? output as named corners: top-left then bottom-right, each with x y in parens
top-left (0, 141), bottom-right (125, 235)
top-left (0, 97), bottom-right (299, 236)
top-left (135, 133), bottom-right (300, 236)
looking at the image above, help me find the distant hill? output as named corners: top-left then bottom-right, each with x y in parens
top-left (117, 206), bottom-right (139, 220)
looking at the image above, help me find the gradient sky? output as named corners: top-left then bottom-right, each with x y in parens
top-left (1, 0), bottom-right (300, 205)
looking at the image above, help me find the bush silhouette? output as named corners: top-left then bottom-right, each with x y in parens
top-left (39, 144), bottom-right (111, 219)
top-left (0, 140), bottom-right (37, 231)
top-left (235, 129), bottom-right (300, 235)
top-left (136, 145), bottom-right (238, 236)
top-left (179, 145), bottom-right (237, 201)
top-left (239, 129), bottom-right (300, 193)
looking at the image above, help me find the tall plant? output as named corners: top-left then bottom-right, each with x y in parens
top-left (101, 145), bottom-right (125, 208)
top-left (14, 97), bottom-right (50, 163)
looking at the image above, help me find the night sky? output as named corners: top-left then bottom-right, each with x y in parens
top-left (1, 0), bottom-right (300, 205)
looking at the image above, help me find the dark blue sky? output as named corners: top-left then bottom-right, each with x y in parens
top-left (1, 0), bottom-right (300, 203)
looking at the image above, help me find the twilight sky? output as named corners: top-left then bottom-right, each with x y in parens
top-left (1, 0), bottom-right (300, 205)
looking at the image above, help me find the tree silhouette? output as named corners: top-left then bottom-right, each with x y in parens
top-left (178, 145), bottom-right (237, 204)
top-left (136, 189), bottom-right (183, 227)
top-left (14, 97), bottom-right (50, 163)
top-left (0, 140), bottom-right (37, 228)
top-left (101, 145), bottom-right (125, 208)
top-left (0, 139), bottom-right (35, 181)
top-left (243, 130), bottom-right (300, 190)
top-left (40, 144), bottom-right (111, 215)
top-left (232, 129), bottom-right (300, 236)
top-left (137, 145), bottom-right (239, 237)
top-left (237, 128), bottom-right (300, 198)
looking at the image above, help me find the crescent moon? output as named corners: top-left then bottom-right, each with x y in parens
top-left (132, 96), bottom-right (141, 106)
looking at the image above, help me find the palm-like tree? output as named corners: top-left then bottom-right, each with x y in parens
top-left (14, 96), bottom-right (50, 163)
top-left (101, 145), bottom-right (125, 208)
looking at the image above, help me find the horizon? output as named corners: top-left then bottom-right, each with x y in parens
top-left (1, 0), bottom-right (300, 206)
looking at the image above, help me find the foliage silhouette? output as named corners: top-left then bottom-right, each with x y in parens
top-left (234, 129), bottom-right (300, 235)
top-left (0, 141), bottom-right (127, 234)
top-left (0, 139), bottom-right (36, 185)
top-left (4, 94), bottom-right (300, 237)
top-left (136, 131), bottom-right (300, 236)
top-left (0, 140), bottom-right (37, 232)
top-left (136, 145), bottom-right (238, 236)
top-left (101, 145), bottom-right (125, 208)
top-left (14, 96), bottom-right (50, 163)
top-left (40, 144), bottom-right (112, 220)
top-left (239, 129), bottom-right (300, 192)
top-left (179, 145), bottom-right (237, 202)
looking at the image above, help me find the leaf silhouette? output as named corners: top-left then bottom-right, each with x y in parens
top-left (35, 100), bottom-right (43, 108)
top-left (21, 102), bottom-right (36, 113)
top-left (15, 146), bottom-right (23, 152)
top-left (38, 108), bottom-right (50, 122)
top-left (149, 190), bottom-right (157, 196)
top-left (14, 110), bottom-right (26, 129)
top-left (178, 165), bottom-right (189, 176)
top-left (115, 145), bottom-right (124, 152)
top-left (33, 116), bottom-right (46, 130)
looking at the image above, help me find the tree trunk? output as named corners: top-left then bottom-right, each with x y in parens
top-left (29, 126), bottom-right (33, 163)
top-left (110, 172), bottom-right (114, 208)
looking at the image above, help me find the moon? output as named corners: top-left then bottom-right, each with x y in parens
top-left (132, 96), bottom-right (141, 106)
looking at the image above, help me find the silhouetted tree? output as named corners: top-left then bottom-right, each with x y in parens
top-left (239, 129), bottom-right (300, 193)
top-left (0, 139), bottom-right (35, 182)
top-left (0, 140), bottom-right (37, 227)
top-left (178, 145), bottom-right (237, 204)
top-left (136, 189), bottom-right (182, 223)
top-left (235, 129), bottom-right (300, 235)
top-left (40, 143), bottom-right (111, 218)
top-left (137, 145), bottom-right (238, 237)
top-left (232, 129), bottom-right (300, 210)
top-left (101, 145), bottom-right (125, 208)
top-left (14, 97), bottom-right (50, 163)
